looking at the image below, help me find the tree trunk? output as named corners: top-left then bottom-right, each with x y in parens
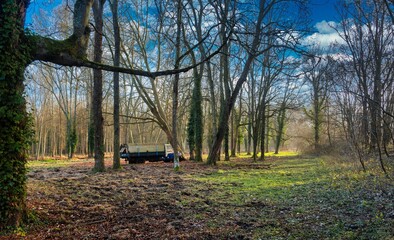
top-left (224, 117), bottom-right (230, 161)
top-left (172, 0), bottom-right (182, 170)
top-left (259, 103), bottom-right (266, 161)
top-left (208, 55), bottom-right (258, 164)
top-left (92, 0), bottom-right (106, 172)
top-left (232, 91), bottom-right (243, 156)
top-left (187, 108), bottom-right (195, 160)
top-left (194, 71), bottom-right (203, 162)
top-left (313, 92), bottom-right (320, 151)
top-left (274, 106), bottom-right (286, 154)
top-left (207, 0), bottom-right (266, 164)
top-left (231, 110), bottom-right (236, 157)
top-left (265, 105), bottom-right (270, 154)
top-left (0, 0), bottom-right (32, 229)
top-left (206, 61), bottom-right (218, 158)
top-left (185, 37), bottom-right (203, 162)
top-left (247, 75), bottom-right (253, 156)
top-left (110, 0), bottom-right (121, 170)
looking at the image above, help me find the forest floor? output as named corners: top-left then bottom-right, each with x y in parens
top-left (1, 154), bottom-right (394, 239)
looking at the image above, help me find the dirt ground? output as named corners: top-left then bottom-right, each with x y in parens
top-left (22, 159), bottom-right (253, 239)
top-left (2, 157), bottom-right (393, 239)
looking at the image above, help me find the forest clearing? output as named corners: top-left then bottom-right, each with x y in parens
top-left (2, 154), bottom-right (393, 239)
top-left (2, 0), bottom-right (394, 237)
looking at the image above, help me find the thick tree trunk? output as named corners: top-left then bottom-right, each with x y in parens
top-left (92, 0), bottom-right (106, 172)
top-left (188, 69), bottom-right (203, 162)
top-left (206, 61), bottom-right (218, 157)
top-left (185, 35), bottom-right (203, 162)
top-left (187, 103), bottom-right (196, 160)
top-left (0, 0), bottom-right (32, 229)
top-left (194, 71), bottom-right (203, 162)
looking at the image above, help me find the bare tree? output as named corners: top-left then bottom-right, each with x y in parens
top-left (302, 51), bottom-right (332, 151)
top-left (92, 0), bottom-right (106, 172)
top-left (109, 0), bottom-right (121, 169)
top-left (336, 0), bottom-right (394, 174)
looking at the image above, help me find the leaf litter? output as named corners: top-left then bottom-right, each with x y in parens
top-left (1, 156), bottom-right (393, 239)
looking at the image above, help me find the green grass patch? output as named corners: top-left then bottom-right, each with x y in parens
top-left (236, 151), bottom-right (299, 158)
top-left (201, 151), bottom-right (299, 160)
top-left (27, 159), bottom-right (72, 168)
top-left (27, 159), bottom-right (89, 170)
top-left (188, 156), bottom-right (394, 239)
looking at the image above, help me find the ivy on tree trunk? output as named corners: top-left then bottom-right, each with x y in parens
top-left (0, 0), bottom-right (33, 229)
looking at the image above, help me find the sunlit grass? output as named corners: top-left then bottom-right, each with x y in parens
top-left (265, 151), bottom-right (299, 157)
top-left (195, 157), bottom-right (325, 202)
top-left (27, 159), bottom-right (84, 169)
top-left (200, 151), bottom-right (299, 160)
top-left (188, 156), bottom-right (393, 238)
top-left (236, 151), bottom-right (299, 158)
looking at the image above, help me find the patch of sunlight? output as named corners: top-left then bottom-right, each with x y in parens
top-left (27, 159), bottom-right (81, 169)
top-left (194, 157), bottom-right (336, 203)
top-left (195, 166), bottom-right (330, 201)
top-left (236, 151), bottom-right (299, 158)
top-left (265, 151), bottom-right (299, 157)
top-left (237, 152), bottom-right (254, 158)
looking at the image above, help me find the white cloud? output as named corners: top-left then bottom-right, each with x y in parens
top-left (303, 32), bottom-right (344, 48)
top-left (315, 20), bottom-right (337, 34)
top-left (302, 20), bottom-right (344, 49)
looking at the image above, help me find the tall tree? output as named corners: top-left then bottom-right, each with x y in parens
top-left (0, 0), bottom-right (33, 228)
top-left (92, 0), bottom-right (106, 172)
top-left (207, 0), bottom-right (306, 164)
top-left (172, 0), bottom-right (183, 169)
top-left (109, 0), bottom-right (121, 169)
top-left (207, 0), bottom-right (267, 165)
top-left (302, 53), bottom-right (331, 151)
top-left (336, 0), bottom-right (393, 174)
top-left (186, 0), bottom-right (208, 162)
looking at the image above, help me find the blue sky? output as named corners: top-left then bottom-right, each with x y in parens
top-left (310, 0), bottom-right (338, 23)
top-left (26, 0), bottom-right (339, 26)
top-left (25, 0), bottom-right (341, 48)
top-left (26, 0), bottom-right (61, 26)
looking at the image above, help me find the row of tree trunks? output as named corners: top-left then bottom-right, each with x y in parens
top-left (207, 0), bottom-right (268, 165)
